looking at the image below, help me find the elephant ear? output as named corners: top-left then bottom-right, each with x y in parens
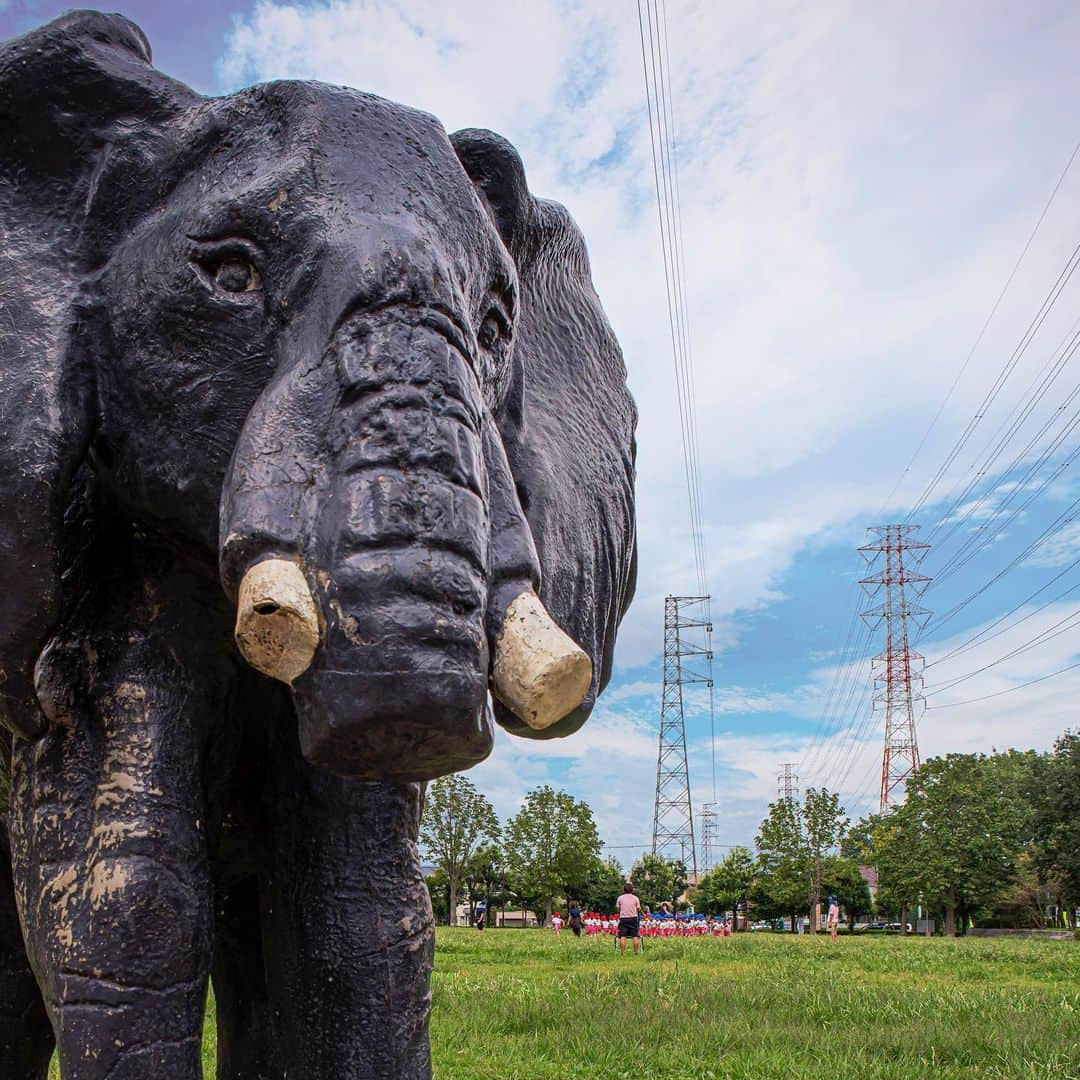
top-left (0, 12), bottom-right (195, 737)
top-left (452, 129), bottom-right (638, 739)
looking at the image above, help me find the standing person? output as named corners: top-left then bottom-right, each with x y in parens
top-left (568, 901), bottom-right (583, 938)
top-left (551, 911), bottom-right (563, 936)
top-left (827, 895), bottom-right (841, 942)
top-left (615, 882), bottom-right (644, 955)
top-left (474, 900), bottom-right (486, 932)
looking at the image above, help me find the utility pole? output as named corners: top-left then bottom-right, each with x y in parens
top-left (777, 763), bottom-right (799, 804)
top-left (858, 525), bottom-right (931, 812)
top-left (652, 595), bottom-right (712, 879)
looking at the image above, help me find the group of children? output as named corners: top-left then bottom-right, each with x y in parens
top-left (550, 911), bottom-right (733, 937)
top-left (637, 914), bottom-right (733, 938)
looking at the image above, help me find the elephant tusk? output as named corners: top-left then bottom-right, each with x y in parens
top-left (235, 559), bottom-right (320, 684)
top-left (491, 591), bottom-right (592, 730)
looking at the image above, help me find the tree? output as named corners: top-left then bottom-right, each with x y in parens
top-left (754, 796), bottom-right (809, 930)
top-left (691, 846), bottom-right (755, 917)
top-left (629, 853), bottom-right (687, 910)
top-left (1032, 732), bottom-right (1080, 916)
top-left (578, 856), bottom-right (626, 913)
top-left (504, 786), bottom-right (601, 924)
top-left (822, 856), bottom-right (872, 929)
top-left (463, 842), bottom-right (509, 927)
top-left (841, 813), bottom-right (881, 863)
top-left (803, 787), bottom-right (848, 930)
top-left (872, 752), bottom-right (1036, 935)
top-left (870, 810), bottom-right (921, 924)
top-left (993, 851), bottom-right (1063, 930)
top-left (424, 867), bottom-right (450, 925)
top-left (420, 775), bottom-right (500, 926)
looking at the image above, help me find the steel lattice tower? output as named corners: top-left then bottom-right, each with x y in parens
top-left (652, 595), bottom-right (712, 878)
top-left (858, 525), bottom-right (931, 811)
top-left (699, 802), bottom-right (718, 873)
top-left (777, 763), bottom-right (799, 804)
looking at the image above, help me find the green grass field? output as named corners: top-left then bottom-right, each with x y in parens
top-left (49, 928), bottom-right (1080, 1078)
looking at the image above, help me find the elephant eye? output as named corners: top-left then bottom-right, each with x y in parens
top-left (213, 256), bottom-right (260, 294)
top-left (189, 238), bottom-right (263, 298)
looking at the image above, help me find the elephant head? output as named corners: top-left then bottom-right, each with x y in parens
top-left (0, 12), bottom-right (637, 782)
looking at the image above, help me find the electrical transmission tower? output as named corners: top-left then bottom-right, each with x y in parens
top-left (858, 525), bottom-right (931, 812)
top-left (777, 763), bottom-right (799, 804)
top-left (699, 802), bottom-right (718, 873)
top-left (652, 596), bottom-right (713, 879)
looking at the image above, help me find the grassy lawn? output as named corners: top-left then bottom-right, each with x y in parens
top-left (49, 928), bottom-right (1080, 1078)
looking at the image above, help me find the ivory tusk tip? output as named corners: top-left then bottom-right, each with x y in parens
top-left (235, 559), bottom-right (320, 684)
top-left (491, 591), bottom-right (592, 731)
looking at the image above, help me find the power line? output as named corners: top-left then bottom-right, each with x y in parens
top-left (656, 0), bottom-right (708, 592)
top-left (636, 0), bottom-right (708, 594)
top-left (880, 137), bottom-right (1080, 515)
top-left (923, 328), bottom-right (1080, 589)
top-left (802, 624), bottom-right (876, 780)
top-left (925, 557), bottom-right (1080, 668)
top-left (924, 607), bottom-right (1080, 696)
top-left (804, 616), bottom-right (878, 782)
top-left (835, 139), bottom-right (1080, 802)
top-left (825, 694), bottom-right (883, 796)
top-left (926, 488), bottom-right (1080, 637)
top-left (928, 410), bottom-right (1080, 590)
top-left (637, 1), bottom-right (718, 833)
top-left (925, 660), bottom-right (1080, 710)
top-left (923, 315), bottom-right (1080, 552)
top-left (799, 597), bottom-right (871, 775)
top-left (603, 841), bottom-right (741, 851)
top-left (906, 242), bottom-right (1080, 523)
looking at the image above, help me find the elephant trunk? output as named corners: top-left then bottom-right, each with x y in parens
top-left (223, 307), bottom-right (589, 781)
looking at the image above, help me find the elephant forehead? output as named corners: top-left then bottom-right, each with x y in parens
top-left (194, 81), bottom-right (498, 246)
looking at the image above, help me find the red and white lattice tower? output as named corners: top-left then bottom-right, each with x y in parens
top-left (858, 525), bottom-right (931, 812)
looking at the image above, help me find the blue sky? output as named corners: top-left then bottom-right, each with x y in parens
top-left (6, 0), bottom-right (1080, 869)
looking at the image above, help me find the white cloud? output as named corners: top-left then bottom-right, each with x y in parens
top-left (1026, 518), bottom-right (1080, 568)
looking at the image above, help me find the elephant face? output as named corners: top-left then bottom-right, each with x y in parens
top-left (94, 84), bottom-right (520, 778)
top-left (0, 12), bottom-right (637, 782)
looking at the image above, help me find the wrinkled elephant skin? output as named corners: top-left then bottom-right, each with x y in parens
top-left (0, 11), bottom-right (637, 1078)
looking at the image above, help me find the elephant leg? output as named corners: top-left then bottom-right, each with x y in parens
top-left (263, 728), bottom-right (434, 1080)
top-left (0, 816), bottom-right (54, 1079)
top-left (8, 587), bottom-right (223, 1080)
top-left (212, 875), bottom-right (281, 1079)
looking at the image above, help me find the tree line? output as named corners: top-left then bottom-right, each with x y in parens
top-left (692, 729), bottom-right (1079, 935)
top-left (691, 786), bottom-right (871, 928)
top-left (423, 729), bottom-right (1078, 934)
top-left (849, 731), bottom-right (1079, 934)
top-left (420, 776), bottom-right (692, 925)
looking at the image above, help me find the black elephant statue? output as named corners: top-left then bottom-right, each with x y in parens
top-left (0, 11), bottom-right (637, 1078)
